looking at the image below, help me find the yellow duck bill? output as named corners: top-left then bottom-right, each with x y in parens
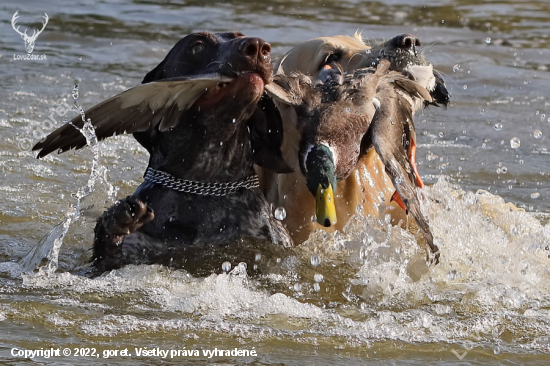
top-left (315, 184), bottom-right (337, 227)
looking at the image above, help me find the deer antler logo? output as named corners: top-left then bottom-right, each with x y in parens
top-left (11, 11), bottom-right (49, 54)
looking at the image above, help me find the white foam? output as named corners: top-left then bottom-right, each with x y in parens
top-left (4, 178), bottom-right (549, 354)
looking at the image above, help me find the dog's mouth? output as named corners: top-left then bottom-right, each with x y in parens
top-left (197, 72), bottom-right (265, 107)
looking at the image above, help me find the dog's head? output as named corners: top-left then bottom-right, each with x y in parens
top-left (276, 34), bottom-right (370, 78)
top-left (139, 31), bottom-right (274, 121)
top-left (144, 31), bottom-right (273, 84)
top-left (34, 31), bottom-right (292, 174)
top-left (277, 33), bottom-right (449, 106)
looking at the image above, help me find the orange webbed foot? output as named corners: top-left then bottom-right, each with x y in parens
top-left (391, 190), bottom-right (408, 214)
top-left (409, 139), bottom-right (424, 188)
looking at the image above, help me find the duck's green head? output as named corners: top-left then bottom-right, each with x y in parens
top-left (304, 144), bottom-right (337, 227)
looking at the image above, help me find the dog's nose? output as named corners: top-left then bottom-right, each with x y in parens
top-left (239, 38), bottom-right (271, 58)
top-left (394, 34), bottom-right (421, 50)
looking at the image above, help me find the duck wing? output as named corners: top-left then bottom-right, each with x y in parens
top-left (369, 72), bottom-right (439, 261)
top-left (32, 74), bottom-right (232, 158)
top-left (264, 73), bottom-right (317, 107)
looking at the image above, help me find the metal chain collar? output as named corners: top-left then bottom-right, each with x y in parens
top-left (144, 167), bottom-right (259, 197)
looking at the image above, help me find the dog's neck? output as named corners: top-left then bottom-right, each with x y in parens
top-left (141, 108), bottom-right (257, 183)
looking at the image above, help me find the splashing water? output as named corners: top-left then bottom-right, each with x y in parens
top-left (1, 177), bottom-right (546, 362)
top-left (19, 83), bottom-right (117, 273)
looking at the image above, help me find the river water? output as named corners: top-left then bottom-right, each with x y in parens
top-left (1, 0), bottom-right (549, 364)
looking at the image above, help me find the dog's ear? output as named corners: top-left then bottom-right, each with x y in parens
top-left (142, 60), bottom-right (167, 84)
top-left (248, 94), bottom-right (294, 174)
top-left (142, 36), bottom-right (188, 83)
top-left (430, 70), bottom-right (450, 107)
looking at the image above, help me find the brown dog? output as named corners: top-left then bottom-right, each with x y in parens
top-left (33, 32), bottom-right (294, 272)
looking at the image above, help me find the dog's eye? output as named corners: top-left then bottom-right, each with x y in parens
top-left (191, 43), bottom-right (205, 55)
top-left (324, 53), bottom-right (341, 65)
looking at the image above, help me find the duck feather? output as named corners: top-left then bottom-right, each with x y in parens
top-left (32, 74), bottom-right (232, 158)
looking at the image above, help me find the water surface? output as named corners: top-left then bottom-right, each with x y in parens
top-left (1, 0), bottom-right (549, 364)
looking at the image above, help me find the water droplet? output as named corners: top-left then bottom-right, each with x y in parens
top-left (274, 207), bottom-right (286, 220)
top-left (314, 273), bottom-right (324, 282)
top-left (345, 107), bottom-right (350, 113)
top-left (426, 152), bottom-right (438, 161)
top-left (255, 253), bottom-right (262, 262)
top-left (510, 137), bottom-right (521, 149)
top-left (293, 283), bottom-right (302, 291)
top-left (447, 270), bottom-right (458, 280)
top-left (219, 141), bottom-right (223, 146)
top-left (441, 19), bottom-right (445, 24)
top-left (221, 261), bottom-right (231, 272)
top-left (313, 283), bottom-right (321, 292)
top-left (531, 192), bottom-right (541, 199)
top-left (452, 64), bottom-right (460, 72)
top-left (232, 118), bottom-right (236, 123)
top-left (533, 130), bottom-right (542, 138)
top-left (276, 258), bottom-right (281, 263)
top-left (384, 214), bottom-right (392, 224)
top-left (311, 215), bottom-right (317, 222)
top-left (494, 123), bottom-right (503, 131)
top-left (310, 254), bottom-right (321, 266)
top-left (479, 108), bottom-right (485, 114)
top-left (71, 85), bottom-right (79, 100)
top-left (463, 85), bottom-right (468, 90)
top-left (485, 37), bottom-right (492, 44)
top-left (438, 131), bottom-right (444, 138)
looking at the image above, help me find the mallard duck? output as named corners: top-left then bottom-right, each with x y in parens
top-left (267, 61), bottom-right (390, 225)
top-left (265, 60), bottom-right (440, 260)
top-left (259, 33), bottom-right (449, 262)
